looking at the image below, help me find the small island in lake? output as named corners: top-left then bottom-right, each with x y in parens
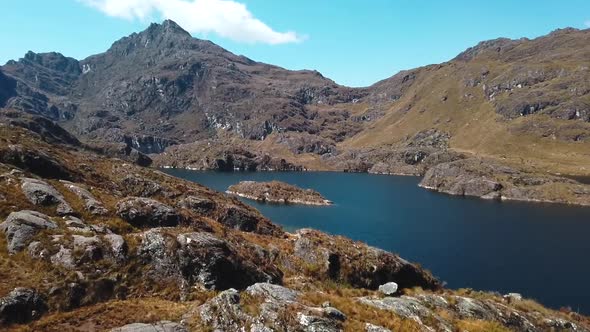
top-left (226, 181), bottom-right (332, 206)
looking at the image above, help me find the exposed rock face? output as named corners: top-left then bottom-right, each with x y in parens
top-left (420, 158), bottom-right (590, 205)
top-left (177, 195), bottom-right (216, 214)
top-left (138, 229), bottom-right (281, 290)
top-left (0, 210), bottom-right (57, 253)
top-left (0, 288), bottom-right (47, 325)
top-left (227, 180), bottom-right (332, 205)
top-left (0, 144), bottom-right (72, 180)
top-left (194, 284), bottom-right (344, 332)
top-left (116, 197), bottom-right (182, 228)
top-left (291, 229), bottom-right (441, 291)
top-left (110, 321), bottom-right (187, 332)
top-left (216, 203), bottom-right (279, 235)
top-left (61, 181), bottom-right (108, 215)
top-left (20, 177), bottom-right (74, 215)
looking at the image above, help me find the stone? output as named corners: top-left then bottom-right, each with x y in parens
top-left (110, 321), bottom-right (187, 332)
top-left (323, 307), bottom-right (347, 321)
top-left (378, 282), bottom-right (398, 295)
top-left (0, 210), bottom-right (57, 253)
top-left (119, 175), bottom-right (163, 197)
top-left (61, 181), bottom-right (108, 215)
top-left (504, 292), bottom-right (522, 302)
top-left (177, 195), bottom-right (216, 214)
top-left (245, 283), bottom-right (300, 304)
top-left (365, 323), bottom-right (392, 332)
top-left (104, 233), bottom-right (127, 261)
top-left (116, 197), bottom-right (181, 227)
top-left (0, 288), bottom-right (47, 325)
top-left (21, 177), bottom-right (74, 215)
top-left (198, 289), bottom-right (250, 331)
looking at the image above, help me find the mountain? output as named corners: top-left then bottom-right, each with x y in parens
top-left (2, 21), bottom-right (590, 205)
top-left (1, 20), bottom-right (362, 153)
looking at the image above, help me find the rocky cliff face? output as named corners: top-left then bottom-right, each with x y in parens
top-left (0, 110), bottom-right (588, 332)
top-left (3, 21), bottom-right (590, 180)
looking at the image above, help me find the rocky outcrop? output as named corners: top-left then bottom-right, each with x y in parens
top-left (138, 229), bottom-right (281, 290)
top-left (420, 158), bottom-right (590, 205)
top-left (61, 181), bottom-right (108, 215)
top-left (0, 144), bottom-right (72, 180)
top-left (227, 180), bottom-right (332, 206)
top-left (216, 203), bottom-right (281, 235)
top-left (0, 288), bottom-right (47, 325)
top-left (194, 284), bottom-right (344, 332)
top-left (116, 197), bottom-right (182, 228)
top-left (0, 210), bottom-right (57, 253)
top-left (20, 177), bottom-right (74, 215)
top-left (290, 229), bottom-right (440, 291)
top-left (110, 321), bottom-right (187, 332)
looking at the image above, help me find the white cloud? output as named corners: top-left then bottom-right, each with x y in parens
top-left (79, 0), bottom-right (304, 44)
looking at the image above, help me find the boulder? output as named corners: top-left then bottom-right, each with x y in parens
top-left (20, 178), bottom-right (74, 215)
top-left (245, 283), bottom-right (299, 304)
top-left (177, 195), bottom-right (216, 214)
top-left (103, 233), bottom-right (128, 261)
top-left (216, 204), bottom-right (282, 235)
top-left (110, 321), bottom-right (187, 332)
top-left (139, 229), bottom-right (280, 290)
top-left (378, 282), bottom-right (398, 295)
top-left (0, 288), bottom-right (47, 325)
top-left (119, 174), bottom-right (163, 197)
top-left (61, 181), bottom-right (108, 215)
top-left (116, 197), bottom-right (181, 228)
top-left (176, 232), bottom-right (279, 290)
top-left (0, 210), bottom-right (57, 253)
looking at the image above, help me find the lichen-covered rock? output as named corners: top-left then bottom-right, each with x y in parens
top-left (60, 181), bottom-right (108, 215)
top-left (138, 229), bottom-right (281, 290)
top-left (177, 195), bottom-right (216, 214)
top-left (0, 210), bottom-right (57, 253)
top-left (103, 233), bottom-right (128, 261)
top-left (116, 197), bottom-right (181, 228)
top-left (119, 174), bottom-right (163, 197)
top-left (292, 229), bottom-right (440, 291)
top-left (217, 203), bottom-right (281, 235)
top-left (110, 321), bottom-right (187, 332)
top-left (0, 288), bottom-right (47, 325)
top-left (20, 177), bottom-right (74, 215)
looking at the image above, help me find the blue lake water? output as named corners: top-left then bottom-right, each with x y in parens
top-left (163, 169), bottom-right (590, 314)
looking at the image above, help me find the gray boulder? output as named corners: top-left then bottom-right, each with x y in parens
top-left (61, 181), bottom-right (108, 215)
top-left (104, 233), bottom-right (128, 261)
top-left (116, 197), bottom-right (181, 228)
top-left (110, 321), bottom-right (187, 332)
top-left (21, 177), bottom-right (74, 215)
top-left (0, 210), bottom-right (57, 253)
top-left (177, 195), bottom-right (216, 214)
top-left (378, 282), bottom-right (398, 295)
top-left (0, 288), bottom-right (47, 325)
top-left (139, 229), bottom-right (280, 290)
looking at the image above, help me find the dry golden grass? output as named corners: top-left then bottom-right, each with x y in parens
top-left (7, 298), bottom-right (190, 332)
top-left (456, 319), bottom-right (511, 332)
top-left (300, 288), bottom-right (422, 332)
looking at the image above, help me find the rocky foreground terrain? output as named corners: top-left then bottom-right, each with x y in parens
top-left (227, 181), bottom-right (332, 206)
top-left (0, 111), bottom-right (589, 331)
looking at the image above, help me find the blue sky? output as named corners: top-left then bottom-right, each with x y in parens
top-left (2, 0), bottom-right (589, 87)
